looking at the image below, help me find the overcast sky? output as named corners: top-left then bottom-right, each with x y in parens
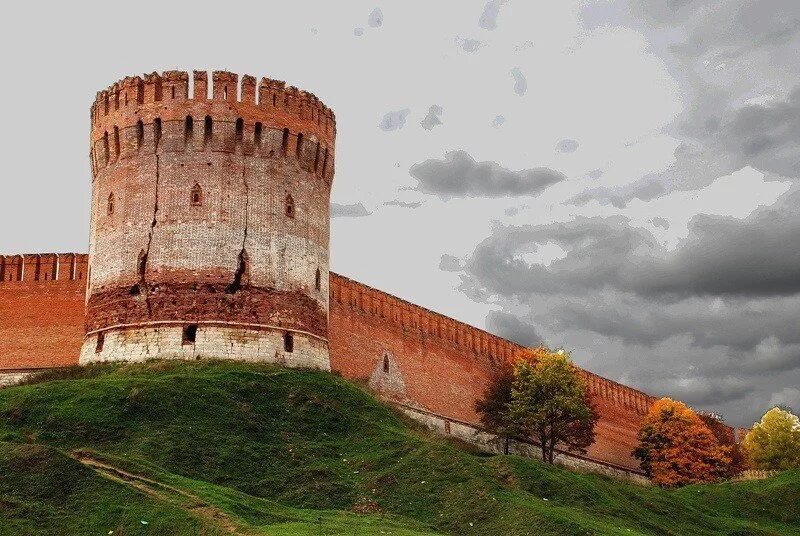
top-left (1, 1), bottom-right (798, 426)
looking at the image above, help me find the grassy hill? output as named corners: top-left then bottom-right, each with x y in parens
top-left (0, 361), bottom-right (797, 535)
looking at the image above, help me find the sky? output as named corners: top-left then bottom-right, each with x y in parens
top-left (1, 1), bottom-right (798, 426)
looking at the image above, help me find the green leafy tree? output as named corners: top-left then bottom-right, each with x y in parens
top-left (508, 350), bottom-right (597, 463)
top-left (474, 362), bottom-right (516, 454)
top-left (743, 407), bottom-right (800, 471)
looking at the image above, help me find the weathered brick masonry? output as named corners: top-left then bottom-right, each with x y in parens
top-left (0, 69), bottom-right (676, 476)
top-left (82, 71), bottom-right (334, 368)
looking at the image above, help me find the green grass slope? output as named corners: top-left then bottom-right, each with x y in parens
top-left (0, 361), bottom-right (797, 535)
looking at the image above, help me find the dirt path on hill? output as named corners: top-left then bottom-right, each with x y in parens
top-left (71, 451), bottom-right (257, 535)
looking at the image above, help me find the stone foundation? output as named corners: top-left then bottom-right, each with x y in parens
top-left (399, 404), bottom-right (651, 484)
top-left (0, 370), bottom-right (38, 387)
top-left (79, 324), bottom-right (330, 371)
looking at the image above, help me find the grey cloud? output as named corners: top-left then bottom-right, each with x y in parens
top-left (409, 150), bottom-right (565, 199)
top-left (569, 1), bottom-right (800, 206)
top-left (486, 310), bottom-right (543, 348)
top-left (420, 105), bottom-right (443, 130)
top-left (378, 109), bottom-right (411, 131)
top-left (651, 217), bottom-right (670, 229)
top-left (491, 115), bottom-right (506, 128)
top-left (587, 169), bottom-right (603, 180)
top-left (331, 203), bottom-right (371, 218)
top-left (511, 67), bottom-right (527, 96)
top-left (479, 0), bottom-right (504, 30)
top-left (556, 139), bottom-right (579, 153)
top-left (354, 27), bottom-right (365, 37)
top-left (458, 37), bottom-right (484, 53)
top-left (439, 254), bottom-right (463, 272)
top-left (368, 7), bottom-right (383, 28)
top-left (384, 199), bottom-right (422, 209)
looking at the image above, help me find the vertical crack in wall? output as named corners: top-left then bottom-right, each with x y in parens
top-left (226, 159), bottom-right (249, 294)
top-left (139, 154), bottom-right (160, 315)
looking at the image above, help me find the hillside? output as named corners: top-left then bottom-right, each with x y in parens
top-left (0, 361), bottom-right (797, 535)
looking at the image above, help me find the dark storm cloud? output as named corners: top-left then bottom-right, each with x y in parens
top-left (486, 310), bottom-right (543, 348)
top-left (471, 186), bottom-right (800, 300)
top-left (420, 105), bottom-right (443, 131)
top-left (409, 150), bottom-right (565, 199)
top-left (331, 203), bottom-right (371, 218)
top-left (378, 109), bottom-right (411, 131)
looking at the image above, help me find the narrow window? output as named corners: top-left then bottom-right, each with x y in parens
top-left (154, 118), bottom-right (162, 149)
top-left (124, 92), bottom-right (128, 106)
top-left (102, 131), bottom-right (110, 163)
top-left (136, 120), bottom-right (144, 149)
top-left (204, 115), bottom-right (213, 145)
top-left (171, 85), bottom-right (176, 99)
top-left (190, 183), bottom-right (203, 206)
top-left (254, 122), bottom-right (262, 147)
top-left (285, 194), bottom-right (295, 219)
top-left (284, 332), bottom-right (294, 353)
top-left (183, 324), bottom-right (198, 345)
top-left (185, 116), bottom-right (193, 146)
top-left (107, 193), bottom-right (115, 215)
top-left (113, 126), bottom-right (120, 158)
top-left (296, 132), bottom-right (304, 158)
top-left (272, 94), bottom-right (277, 106)
top-left (321, 148), bottom-right (329, 178)
top-left (223, 86), bottom-right (228, 100)
top-left (235, 118), bottom-right (244, 144)
top-left (383, 354), bottom-right (389, 373)
top-left (95, 332), bottom-right (105, 353)
top-left (315, 268), bottom-right (321, 290)
top-left (281, 128), bottom-right (289, 156)
top-left (313, 142), bottom-right (321, 172)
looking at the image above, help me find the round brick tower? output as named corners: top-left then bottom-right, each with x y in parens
top-left (80, 70), bottom-right (335, 370)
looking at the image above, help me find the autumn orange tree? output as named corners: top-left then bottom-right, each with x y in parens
top-left (698, 412), bottom-right (748, 478)
top-left (634, 398), bottom-right (731, 486)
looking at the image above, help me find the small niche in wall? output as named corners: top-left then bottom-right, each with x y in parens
top-left (95, 332), bottom-right (105, 353)
top-left (183, 324), bottom-right (198, 345)
top-left (284, 332), bottom-right (294, 353)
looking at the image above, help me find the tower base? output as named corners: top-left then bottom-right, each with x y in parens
top-left (79, 324), bottom-right (330, 371)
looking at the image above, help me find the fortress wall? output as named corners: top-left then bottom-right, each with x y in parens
top-left (0, 254), bottom-right (87, 371)
top-left (328, 273), bottom-right (655, 472)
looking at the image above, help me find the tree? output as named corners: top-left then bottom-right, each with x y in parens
top-left (698, 412), bottom-right (748, 478)
top-left (474, 362), bottom-right (516, 454)
top-left (743, 407), bottom-right (800, 471)
top-left (633, 398), bottom-right (731, 486)
top-left (508, 349), bottom-right (597, 464)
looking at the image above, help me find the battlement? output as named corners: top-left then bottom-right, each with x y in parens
top-left (0, 253), bottom-right (88, 283)
top-left (329, 272), bottom-right (656, 415)
top-left (90, 70), bottom-right (336, 179)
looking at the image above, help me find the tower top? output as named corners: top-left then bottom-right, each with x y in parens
top-left (90, 69), bottom-right (336, 149)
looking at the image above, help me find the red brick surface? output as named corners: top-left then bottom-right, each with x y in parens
top-left (0, 254), bottom-right (87, 370)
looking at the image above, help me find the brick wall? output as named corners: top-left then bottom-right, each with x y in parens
top-left (0, 258), bottom-right (658, 472)
top-left (0, 254), bottom-right (87, 371)
top-left (328, 273), bottom-right (655, 472)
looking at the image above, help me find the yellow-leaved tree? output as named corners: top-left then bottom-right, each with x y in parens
top-left (743, 407), bottom-right (800, 471)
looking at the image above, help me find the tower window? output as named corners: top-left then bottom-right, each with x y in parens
top-left (204, 115), bottom-right (213, 145)
top-left (383, 354), bottom-right (389, 373)
top-left (107, 193), bottom-right (115, 215)
top-left (185, 115), bottom-right (193, 146)
top-left (136, 120), bottom-right (144, 149)
top-left (284, 332), bottom-right (294, 353)
top-left (315, 268), bottom-right (321, 290)
top-left (95, 332), bottom-right (105, 353)
top-left (154, 118), bottom-right (162, 149)
top-left (281, 128), bottom-right (289, 156)
top-left (296, 132), bottom-right (304, 158)
top-left (254, 122), bottom-right (262, 147)
top-left (183, 324), bottom-right (198, 345)
top-left (285, 194), bottom-right (295, 219)
top-left (190, 183), bottom-right (203, 206)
